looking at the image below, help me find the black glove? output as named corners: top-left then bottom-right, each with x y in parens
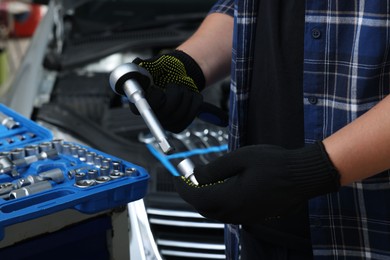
top-left (173, 141), bottom-right (341, 224)
top-left (132, 50), bottom-right (205, 133)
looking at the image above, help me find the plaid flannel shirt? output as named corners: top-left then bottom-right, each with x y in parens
top-left (210, 0), bottom-right (390, 259)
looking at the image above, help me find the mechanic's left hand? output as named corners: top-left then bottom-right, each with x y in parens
top-left (173, 141), bottom-right (341, 224)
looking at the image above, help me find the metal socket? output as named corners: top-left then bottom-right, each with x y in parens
top-left (177, 158), bottom-right (198, 185)
top-left (9, 181), bottom-right (52, 199)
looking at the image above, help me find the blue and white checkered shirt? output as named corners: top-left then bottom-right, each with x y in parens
top-left (211, 0), bottom-right (390, 259)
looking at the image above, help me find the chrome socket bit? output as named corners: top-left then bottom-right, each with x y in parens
top-left (70, 145), bottom-right (79, 158)
top-left (61, 143), bottom-right (71, 155)
top-left (96, 176), bottom-right (111, 184)
top-left (10, 148), bottom-right (25, 160)
top-left (0, 182), bottom-right (14, 195)
top-left (51, 139), bottom-right (64, 153)
top-left (109, 170), bottom-right (124, 179)
top-left (39, 142), bottom-right (53, 152)
top-left (0, 112), bottom-right (20, 130)
top-left (13, 175), bottom-right (41, 189)
top-left (99, 166), bottom-right (110, 177)
top-left (0, 156), bottom-right (19, 178)
top-left (177, 158), bottom-right (198, 185)
top-left (86, 152), bottom-right (96, 165)
top-left (38, 168), bottom-right (65, 184)
top-left (125, 168), bottom-right (139, 177)
top-left (112, 161), bottom-right (122, 172)
top-left (74, 179), bottom-right (95, 188)
top-left (101, 158), bottom-right (112, 170)
top-left (67, 166), bottom-right (90, 180)
top-left (77, 148), bottom-right (87, 162)
top-left (87, 169), bottom-right (98, 180)
top-left (9, 181), bottom-right (52, 199)
top-left (25, 145), bottom-right (39, 156)
top-left (74, 171), bottom-right (87, 182)
top-left (93, 155), bottom-right (104, 168)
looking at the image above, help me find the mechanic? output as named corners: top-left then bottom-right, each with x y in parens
top-left (131, 0), bottom-right (390, 259)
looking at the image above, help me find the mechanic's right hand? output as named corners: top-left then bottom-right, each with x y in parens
top-left (132, 50), bottom-right (205, 133)
top-left (173, 141), bottom-right (341, 224)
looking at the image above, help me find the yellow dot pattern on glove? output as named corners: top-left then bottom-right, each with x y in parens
top-left (139, 55), bottom-right (200, 93)
top-left (181, 176), bottom-right (224, 188)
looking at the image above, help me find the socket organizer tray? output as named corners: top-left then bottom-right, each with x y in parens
top-left (0, 103), bottom-right (149, 240)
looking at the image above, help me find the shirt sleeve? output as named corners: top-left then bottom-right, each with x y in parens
top-left (209, 0), bottom-right (235, 17)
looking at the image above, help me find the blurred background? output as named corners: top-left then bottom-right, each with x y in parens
top-left (0, 0), bottom-right (45, 96)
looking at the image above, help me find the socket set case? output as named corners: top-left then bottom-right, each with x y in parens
top-left (0, 104), bottom-right (149, 240)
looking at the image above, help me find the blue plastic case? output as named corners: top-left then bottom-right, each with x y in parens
top-left (0, 104), bottom-right (149, 240)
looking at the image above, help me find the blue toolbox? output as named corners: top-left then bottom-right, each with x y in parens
top-left (0, 103), bottom-right (149, 241)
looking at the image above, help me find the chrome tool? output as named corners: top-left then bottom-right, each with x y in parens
top-left (109, 63), bottom-right (199, 184)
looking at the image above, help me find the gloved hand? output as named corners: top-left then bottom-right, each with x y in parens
top-left (132, 50), bottom-right (205, 133)
top-left (173, 141), bottom-right (341, 224)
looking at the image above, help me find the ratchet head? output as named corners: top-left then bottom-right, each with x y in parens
top-left (109, 63), bottom-right (152, 96)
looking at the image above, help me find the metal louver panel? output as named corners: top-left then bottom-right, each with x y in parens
top-left (146, 207), bottom-right (225, 259)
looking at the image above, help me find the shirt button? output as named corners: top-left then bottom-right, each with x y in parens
top-left (308, 96), bottom-right (318, 104)
top-left (311, 28), bottom-right (321, 39)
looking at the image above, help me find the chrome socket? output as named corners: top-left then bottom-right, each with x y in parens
top-left (38, 168), bottom-right (65, 184)
top-left (99, 166), bottom-right (110, 177)
top-left (96, 176), bottom-right (111, 184)
top-left (87, 169), bottom-right (98, 180)
top-left (125, 168), bottom-right (139, 177)
top-left (177, 158), bottom-right (198, 185)
top-left (74, 179), bottom-right (96, 188)
top-left (109, 170), bottom-right (124, 179)
top-left (9, 181), bottom-right (52, 199)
